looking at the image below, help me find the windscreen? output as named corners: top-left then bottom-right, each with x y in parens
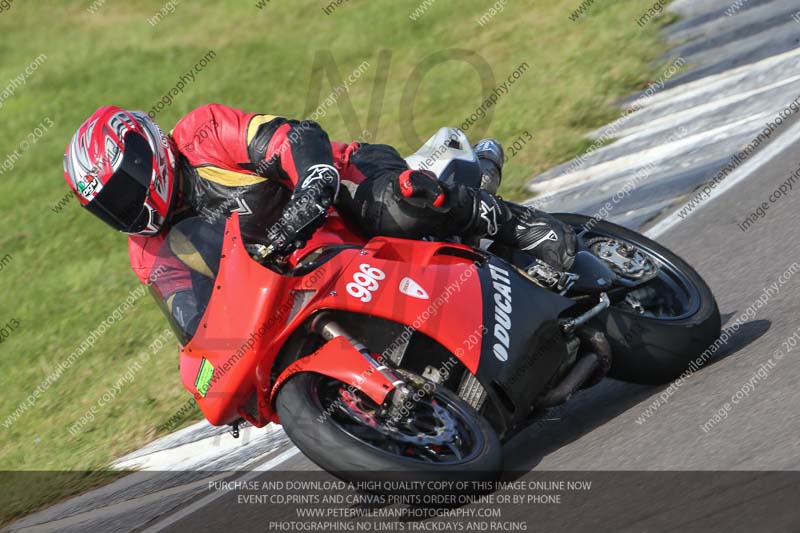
top-left (149, 217), bottom-right (226, 344)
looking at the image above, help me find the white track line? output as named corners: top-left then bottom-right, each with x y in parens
top-left (113, 422), bottom-right (290, 472)
top-left (611, 74), bottom-right (800, 139)
top-left (141, 446), bottom-right (302, 533)
top-left (604, 48), bottom-right (800, 123)
top-left (252, 444), bottom-right (301, 471)
top-left (646, 119), bottom-right (800, 238)
top-left (529, 111), bottom-right (774, 196)
top-left (9, 474), bottom-right (232, 533)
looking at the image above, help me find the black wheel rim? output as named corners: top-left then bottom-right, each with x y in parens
top-left (312, 376), bottom-right (484, 465)
top-left (581, 229), bottom-right (701, 321)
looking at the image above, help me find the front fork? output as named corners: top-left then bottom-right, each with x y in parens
top-left (310, 313), bottom-right (413, 415)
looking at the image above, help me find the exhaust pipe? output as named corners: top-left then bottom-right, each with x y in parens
top-left (538, 352), bottom-right (600, 407)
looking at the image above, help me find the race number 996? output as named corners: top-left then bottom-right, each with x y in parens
top-left (346, 263), bottom-right (386, 303)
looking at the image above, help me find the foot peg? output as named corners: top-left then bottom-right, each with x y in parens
top-left (527, 259), bottom-right (578, 292)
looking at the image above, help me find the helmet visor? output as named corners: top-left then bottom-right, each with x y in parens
top-left (85, 132), bottom-right (155, 233)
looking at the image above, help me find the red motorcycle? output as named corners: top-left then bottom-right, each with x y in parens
top-left (151, 129), bottom-right (720, 480)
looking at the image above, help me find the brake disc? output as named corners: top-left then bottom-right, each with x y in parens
top-left (587, 237), bottom-right (659, 282)
top-left (336, 387), bottom-right (458, 446)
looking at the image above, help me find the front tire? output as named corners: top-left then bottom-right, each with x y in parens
top-left (275, 373), bottom-right (503, 484)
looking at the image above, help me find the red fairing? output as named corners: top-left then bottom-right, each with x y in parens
top-left (271, 336), bottom-right (395, 405)
top-left (179, 214), bottom-right (296, 426)
top-left (287, 210), bottom-right (366, 266)
top-left (315, 238), bottom-right (485, 374)
top-left (180, 214), bottom-right (485, 427)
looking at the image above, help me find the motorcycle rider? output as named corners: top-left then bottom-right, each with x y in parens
top-left (64, 104), bottom-right (575, 332)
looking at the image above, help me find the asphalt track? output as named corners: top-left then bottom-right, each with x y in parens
top-left (9, 0), bottom-right (800, 531)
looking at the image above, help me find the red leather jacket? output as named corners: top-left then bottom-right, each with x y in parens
top-left (128, 103), bottom-right (366, 295)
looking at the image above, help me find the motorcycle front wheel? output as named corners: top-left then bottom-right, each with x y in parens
top-left (275, 372), bottom-right (503, 486)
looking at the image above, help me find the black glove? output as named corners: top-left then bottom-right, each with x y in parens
top-left (394, 169), bottom-right (447, 209)
top-left (261, 164), bottom-right (340, 259)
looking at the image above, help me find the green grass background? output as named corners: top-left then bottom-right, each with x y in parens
top-left (0, 0), bottom-right (675, 521)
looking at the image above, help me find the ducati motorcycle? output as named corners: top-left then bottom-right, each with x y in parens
top-left (151, 128), bottom-right (720, 480)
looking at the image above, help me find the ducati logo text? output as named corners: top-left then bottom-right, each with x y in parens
top-left (489, 264), bottom-right (513, 361)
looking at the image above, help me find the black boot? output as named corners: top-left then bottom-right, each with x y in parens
top-left (474, 138), bottom-right (504, 194)
top-left (456, 188), bottom-right (577, 271)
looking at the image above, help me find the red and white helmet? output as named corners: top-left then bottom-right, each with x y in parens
top-left (64, 106), bottom-right (177, 235)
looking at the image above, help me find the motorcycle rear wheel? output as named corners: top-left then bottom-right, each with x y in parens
top-left (554, 214), bottom-right (722, 385)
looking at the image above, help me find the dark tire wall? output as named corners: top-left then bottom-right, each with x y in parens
top-left (275, 373), bottom-right (504, 484)
top-left (554, 214), bottom-right (722, 385)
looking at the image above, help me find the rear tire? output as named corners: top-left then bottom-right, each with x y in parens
top-left (554, 214), bottom-right (721, 385)
top-left (275, 373), bottom-right (503, 485)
